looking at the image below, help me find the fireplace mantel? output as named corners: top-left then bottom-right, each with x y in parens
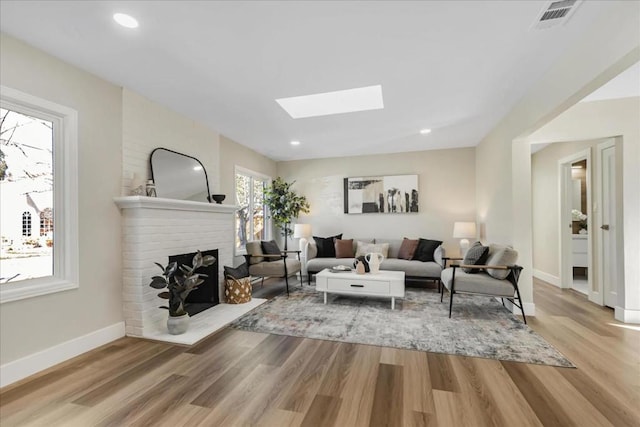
top-left (114, 196), bottom-right (238, 213)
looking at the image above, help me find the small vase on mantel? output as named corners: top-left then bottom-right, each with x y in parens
top-left (167, 314), bottom-right (189, 335)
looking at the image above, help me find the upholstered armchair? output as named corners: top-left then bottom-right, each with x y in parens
top-left (440, 243), bottom-right (526, 324)
top-left (243, 240), bottom-right (302, 296)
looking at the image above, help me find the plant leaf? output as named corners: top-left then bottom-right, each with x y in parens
top-left (149, 276), bottom-right (167, 289)
top-left (202, 255), bottom-right (216, 266)
top-left (154, 262), bottom-right (165, 272)
top-left (165, 262), bottom-right (178, 277)
top-left (192, 251), bottom-right (203, 269)
top-left (157, 291), bottom-right (170, 299)
top-left (159, 306), bottom-right (169, 310)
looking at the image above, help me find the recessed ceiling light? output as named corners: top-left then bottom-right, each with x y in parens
top-left (420, 129), bottom-right (432, 135)
top-left (113, 13), bottom-right (139, 29)
top-left (290, 140), bottom-right (301, 146)
top-left (276, 85), bottom-right (384, 119)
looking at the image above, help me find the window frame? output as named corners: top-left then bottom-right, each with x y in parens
top-left (0, 86), bottom-right (79, 303)
top-left (234, 166), bottom-right (271, 256)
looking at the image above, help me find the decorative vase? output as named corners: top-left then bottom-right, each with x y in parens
top-left (355, 260), bottom-right (366, 274)
top-left (365, 252), bottom-right (385, 274)
top-left (167, 314), bottom-right (189, 335)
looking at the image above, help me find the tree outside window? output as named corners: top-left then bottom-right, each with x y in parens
top-left (235, 169), bottom-right (269, 253)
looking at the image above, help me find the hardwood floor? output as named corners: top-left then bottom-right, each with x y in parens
top-left (1, 278), bottom-right (638, 426)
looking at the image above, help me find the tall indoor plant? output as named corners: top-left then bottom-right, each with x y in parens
top-left (264, 177), bottom-right (310, 249)
top-left (149, 250), bottom-right (216, 334)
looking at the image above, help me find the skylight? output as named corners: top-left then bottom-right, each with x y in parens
top-left (276, 85), bottom-right (384, 119)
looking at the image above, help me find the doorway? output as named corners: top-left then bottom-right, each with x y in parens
top-left (559, 149), bottom-right (592, 299)
top-left (597, 139), bottom-right (618, 308)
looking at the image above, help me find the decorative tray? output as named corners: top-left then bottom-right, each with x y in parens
top-left (330, 265), bottom-right (352, 273)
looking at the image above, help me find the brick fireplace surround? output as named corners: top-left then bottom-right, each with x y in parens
top-left (114, 196), bottom-right (265, 344)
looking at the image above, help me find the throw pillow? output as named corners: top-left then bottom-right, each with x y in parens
top-left (462, 241), bottom-right (489, 273)
top-left (486, 245), bottom-right (518, 280)
top-left (412, 238), bottom-right (443, 262)
top-left (261, 240), bottom-right (282, 261)
top-left (245, 241), bottom-right (264, 264)
top-left (224, 262), bottom-right (250, 279)
top-left (313, 234), bottom-right (343, 258)
top-left (355, 242), bottom-right (390, 258)
top-left (397, 238), bottom-right (419, 260)
top-left (335, 239), bottom-right (355, 258)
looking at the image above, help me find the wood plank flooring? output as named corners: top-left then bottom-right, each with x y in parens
top-left (1, 278), bottom-right (639, 426)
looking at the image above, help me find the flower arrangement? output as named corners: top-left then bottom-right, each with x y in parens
top-left (571, 209), bottom-right (588, 231)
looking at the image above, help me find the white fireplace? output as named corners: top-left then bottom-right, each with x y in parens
top-left (114, 196), bottom-right (265, 344)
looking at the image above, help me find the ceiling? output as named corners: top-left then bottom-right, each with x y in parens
top-left (0, 1), bottom-right (617, 161)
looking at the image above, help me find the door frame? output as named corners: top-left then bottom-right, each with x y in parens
top-left (558, 149), bottom-right (594, 301)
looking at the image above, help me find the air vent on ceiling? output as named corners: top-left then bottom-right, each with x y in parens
top-left (531, 0), bottom-right (583, 30)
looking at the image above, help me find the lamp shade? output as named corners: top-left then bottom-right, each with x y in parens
top-left (293, 224), bottom-right (312, 239)
top-left (453, 222), bottom-right (476, 239)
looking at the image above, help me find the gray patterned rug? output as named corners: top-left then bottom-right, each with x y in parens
top-left (229, 288), bottom-right (574, 367)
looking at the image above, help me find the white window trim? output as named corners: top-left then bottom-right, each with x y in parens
top-left (234, 166), bottom-right (271, 256)
top-left (0, 86), bottom-right (79, 303)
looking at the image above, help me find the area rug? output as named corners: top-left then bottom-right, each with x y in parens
top-left (229, 288), bottom-right (574, 368)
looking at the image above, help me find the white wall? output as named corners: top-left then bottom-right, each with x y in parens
top-left (276, 148), bottom-right (476, 256)
top-left (475, 1), bottom-right (639, 315)
top-left (527, 97), bottom-right (640, 321)
top-left (0, 34), bottom-right (124, 364)
top-left (122, 89), bottom-right (220, 197)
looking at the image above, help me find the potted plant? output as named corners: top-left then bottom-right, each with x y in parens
top-left (149, 250), bottom-right (216, 335)
top-left (264, 177), bottom-right (310, 249)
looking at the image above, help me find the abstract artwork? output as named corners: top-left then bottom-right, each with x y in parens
top-left (343, 175), bottom-right (418, 214)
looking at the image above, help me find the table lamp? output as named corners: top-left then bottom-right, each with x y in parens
top-left (293, 224), bottom-right (312, 251)
top-left (453, 222), bottom-right (477, 257)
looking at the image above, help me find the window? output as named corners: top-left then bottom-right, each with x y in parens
top-left (21, 212), bottom-right (32, 237)
top-left (235, 167), bottom-right (270, 254)
top-left (0, 86), bottom-right (78, 302)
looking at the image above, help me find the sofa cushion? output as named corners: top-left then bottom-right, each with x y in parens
top-left (261, 240), bottom-right (282, 261)
top-left (313, 234), bottom-right (343, 258)
top-left (380, 259), bottom-right (442, 278)
top-left (413, 238), bottom-right (443, 262)
top-left (355, 242), bottom-right (389, 258)
top-left (462, 241), bottom-right (489, 273)
top-left (249, 258), bottom-right (301, 277)
top-left (335, 239), bottom-right (355, 258)
top-left (441, 268), bottom-right (515, 296)
top-left (397, 238), bottom-right (419, 260)
top-left (373, 238), bottom-right (403, 258)
top-left (486, 244), bottom-right (518, 280)
top-left (245, 241), bottom-right (264, 264)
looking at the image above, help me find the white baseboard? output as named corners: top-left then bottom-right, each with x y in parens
top-left (0, 322), bottom-right (125, 388)
top-left (614, 307), bottom-right (640, 324)
top-left (533, 269), bottom-right (560, 287)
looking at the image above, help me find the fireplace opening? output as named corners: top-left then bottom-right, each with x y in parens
top-left (168, 249), bottom-right (219, 317)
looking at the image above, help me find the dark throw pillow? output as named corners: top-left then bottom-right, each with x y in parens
top-left (335, 239), bottom-right (355, 258)
top-left (412, 238), bottom-right (443, 262)
top-left (397, 238), bottom-right (419, 260)
top-left (313, 234), bottom-right (343, 258)
top-left (224, 262), bottom-right (250, 279)
top-left (462, 241), bottom-right (489, 273)
top-left (261, 240), bottom-right (282, 261)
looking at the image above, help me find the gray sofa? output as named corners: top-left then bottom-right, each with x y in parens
top-left (303, 238), bottom-right (445, 284)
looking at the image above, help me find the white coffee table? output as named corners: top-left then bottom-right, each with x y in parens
top-left (315, 269), bottom-right (405, 309)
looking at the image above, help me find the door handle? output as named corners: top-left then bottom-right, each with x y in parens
top-left (601, 224), bottom-right (610, 230)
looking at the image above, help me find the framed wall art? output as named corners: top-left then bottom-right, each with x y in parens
top-left (343, 174), bottom-right (418, 214)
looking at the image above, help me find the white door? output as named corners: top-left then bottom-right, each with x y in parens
top-left (600, 142), bottom-right (617, 307)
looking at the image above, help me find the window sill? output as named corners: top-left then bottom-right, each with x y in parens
top-left (0, 277), bottom-right (78, 304)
